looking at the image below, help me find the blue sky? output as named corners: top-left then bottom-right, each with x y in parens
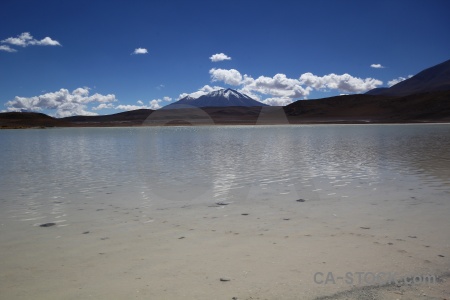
top-left (1, 0), bottom-right (449, 117)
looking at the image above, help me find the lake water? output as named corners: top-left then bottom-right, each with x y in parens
top-left (1, 124), bottom-right (450, 299)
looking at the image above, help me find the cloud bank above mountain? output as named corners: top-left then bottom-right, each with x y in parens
top-left (202, 68), bottom-right (383, 106)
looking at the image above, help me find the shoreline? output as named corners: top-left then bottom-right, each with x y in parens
top-left (2, 120), bottom-right (450, 129)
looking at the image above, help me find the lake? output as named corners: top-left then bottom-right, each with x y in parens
top-left (1, 124), bottom-right (450, 299)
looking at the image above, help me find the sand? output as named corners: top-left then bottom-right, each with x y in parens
top-left (1, 181), bottom-right (449, 300)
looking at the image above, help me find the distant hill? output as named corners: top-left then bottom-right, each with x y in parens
top-left (0, 112), bottom-right (69, 129)
top-left (164, 88), bottom-right (268, 108)
top-left (366, 59), bottom-right (450, 96)
top-left (61, 109), bottom-right (153, 125)
top-left (284, 90), bottom-right (450, 123)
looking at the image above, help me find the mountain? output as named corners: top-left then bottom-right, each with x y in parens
top-left (366, 59), bottom-right (450, 96)
top-left (164, 88), bottom-right (268, 108)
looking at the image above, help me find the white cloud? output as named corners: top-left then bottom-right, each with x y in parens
top-left (37, 37), bottom-right (61, 46)
top-left (243, 73), bottom-right (312, 99)
top-left (178, 85), bottom-right (224, 99)
top-left (1, 32), bottom-right (61, 51)
top-left (5, 88), bottom-right (117, 118)
top-left (115, 104), bottom-right (148, 111)
top-left (261, 97), bottom-right (294, 106)
top-left (92, 103), bottom-right (115, 110)
top-left (299, 72), bottom-right (382, 93)
top-left (115, 98), bottom-right (168, 111)
top-left (72, 87), bottom-right (90, 97)
top-left (0, 45), bottom-right (17, 52)
top-left (209, 68), bottom-right (242, 85)
top-left (132, 48), bottom-right (148, 55)
top-left (149, 99), bottom-right (162, 109)
top-left (210, 53), bottom-right (232, 62)
top-left (163, 96), bottom-right (172, 102)
top-left (370, 63), bottom-right (385, 69)
top-left (388, 75), bottom-right (413, 87)
top-left (180, 68), bottom-right (383, 106)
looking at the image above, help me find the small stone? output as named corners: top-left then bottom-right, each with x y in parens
top-left (296, 199), bottom-right (305, 202)
top-left (82, 231), bottom-right (90, 234)
top-left (438, 254), bottom-right (445, 257)
top-left (216, 202), bottom-right (229, 206)
top-left (360, 227), bottom-right (370, 229)
top-left (283, 218), bottom-right (290, 221)
top-left (39, 223), bottom-right (56, 227)
top-left (408, 235), bottom-right (417, 238)
top-left (220, 277), bottom-right (231, 282)
top-left (178, 236), bottom-right (185, 239)
top-left (241, 213), bottom-right (249, 216)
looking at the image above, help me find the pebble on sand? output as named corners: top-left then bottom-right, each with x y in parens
top-left (220, 277), bottom-right (231, 282)
top-left (39, 223), bottom-right (56, 227)
top-left (296, 199), bottom-right (306, 202)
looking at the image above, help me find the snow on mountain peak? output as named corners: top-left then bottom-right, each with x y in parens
top-left (166, 88), bottom-right (267, 108)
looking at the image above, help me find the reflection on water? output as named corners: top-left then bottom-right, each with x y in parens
top-left (0, 124), bottom-right (450, 223)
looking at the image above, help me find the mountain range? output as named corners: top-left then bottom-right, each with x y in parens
top-left (1, 59), bottom-right (449, 128)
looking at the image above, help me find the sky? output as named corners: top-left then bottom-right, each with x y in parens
top-left (1, 0), bottom-right (449, 117)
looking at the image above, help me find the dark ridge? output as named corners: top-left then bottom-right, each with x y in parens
top-left (366, 59), bottom-right (450, 96)
top-left (61, 109), bottom-right (154, 126)
top-left (284, 90), bottom-right (450, 123)
top-left (0, 112), bottom-right (69, 129)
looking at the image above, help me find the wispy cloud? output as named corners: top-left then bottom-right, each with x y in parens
top-left (178, 85), bottom-right (224, 100)
top-left (92, 103), bottom-right (115, 110)
top-left (132, 48), bottom-right (148, 55)
top-left (209, 53), bottom-right (231, 62)
top-left (115, 97), bottom-right (171, 111)
top-left (370, 63), bottom-right (385, 69)
top-left (0, 45), bottom-right (17, 52)
top-left (388, 75), bottom-right (413, 87)
top-left (1, 32), bottom-right (61, 52)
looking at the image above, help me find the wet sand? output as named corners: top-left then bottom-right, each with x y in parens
top-left (1, 183), bottom-right (449, 300)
